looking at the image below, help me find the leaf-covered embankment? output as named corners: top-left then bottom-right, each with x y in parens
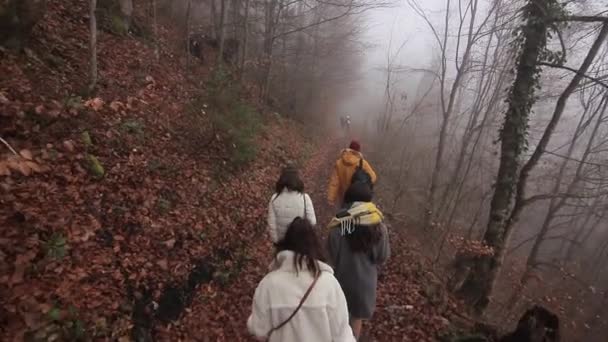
top-left (0, 0), bottom-right (322, 340)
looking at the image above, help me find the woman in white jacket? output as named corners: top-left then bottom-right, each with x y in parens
top-left (247, 218), bottom-right (356, 342)
top-left (268, 166), bottom-right (316, 243)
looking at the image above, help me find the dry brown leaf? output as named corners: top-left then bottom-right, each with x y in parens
top-left (110, 101), bottom-right (124, 112)
top-left (0, 162), bottom-right (10, 176)
top-left (19, 149), bottom-right (33, 160)
top-left (11, 251), bottom-right (37, 285)
top-left (35, 105), bottom-right (45, 114)
top-left (6, 159), bottom-right (21, 172)
top-left (24, 161), bottom-right (42, 173)
top-left (48, 109), bottom-right (61, 117)
top-left (51, 99), bottom-right (63, 109)
top-left (157, 259), bottom-right (169, 271)
top-left (85, 97), bottom-right (104, 111)
top-left (17, 161), bottom-right (32, 176)
top-left (164, 238), bottom-right (176, 249)
top-left (63, 140), bottom-right (75, 152)
top-left (0, 92), bottom-right (9, 104)
top-left (81, 230), bottom-right (95, 242)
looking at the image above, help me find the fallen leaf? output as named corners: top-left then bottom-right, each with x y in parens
top-left (0, 92), bottom-right (9, 104)
top-left (17, 161), bottom-right (32, 176)
top-left (110, 101), bottom-right (124, 112)
top-left (19, 149), bottom-right (33, 160)
top-left (11, 251), bottom-right (37, 285)
top-left (63, 140), bottom-right (75, 152)
top-left (164, 239), bottom-right (176, 249)
top-left (0, 162), bottom-right (10, 176)
top-left (85, 97), bottom-right (104, 111)
top-left (24, 161), bottom-right (42, 173)
top-left (156, 259), bottom-right (169, 271)
top-left (48, 109), bottom-right (61, 117)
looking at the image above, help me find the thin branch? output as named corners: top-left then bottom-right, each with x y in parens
top-left (523, 191), bottom-right (608, 207)
top-left (0, 136), bottom-right (18, 156)
top-left (272, 1), bottom-right (389, 41)
top-left (555, 16), bottom-right (608, 23)
top-left (508, 234), bottom-right (580, 256)
top-left (539, 62), bottom-right (608, 89)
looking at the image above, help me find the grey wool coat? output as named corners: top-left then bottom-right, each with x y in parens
top-left (327, 223), bottom-right (390, 319)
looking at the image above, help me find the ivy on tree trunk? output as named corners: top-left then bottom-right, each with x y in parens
top-left (455, 0), bottom-right (552, 313)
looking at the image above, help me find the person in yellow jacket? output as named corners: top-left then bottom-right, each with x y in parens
top-left (328, 140), bottom-right (377, 206)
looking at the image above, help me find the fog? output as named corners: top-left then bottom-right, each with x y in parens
top-left (337, 2), bottom-right (429, 124)
top-left (333, 1), bottom-right (608, 340)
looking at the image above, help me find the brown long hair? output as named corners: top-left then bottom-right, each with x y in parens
top-left (274, 166), bottom-right (304, 195)
top-left (275, 218), bottom-right (325, 275)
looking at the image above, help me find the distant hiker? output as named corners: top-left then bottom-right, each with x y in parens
top-left (327, 183), bottom-right (390, 339)
top-left (268, 166), bottom-right (317, 243)
top-left (247, 218), bottom-right (357, 342)
top-left (327, 140), bottom-right (377, 206)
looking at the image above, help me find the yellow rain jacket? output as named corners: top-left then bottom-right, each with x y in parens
top-left (327, 149), bottom-right (377, 204)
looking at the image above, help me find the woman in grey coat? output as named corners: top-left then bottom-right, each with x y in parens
top-left (327, 183), bottom-right (390, 339)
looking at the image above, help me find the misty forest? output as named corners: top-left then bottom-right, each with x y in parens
top-left (1, 0), bottom-right (608, 341)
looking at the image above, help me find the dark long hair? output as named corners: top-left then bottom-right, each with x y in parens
top-left (275, 166), bottom-right (304, 194)
top-left (343, 182), bottom-right (381, 253)
top-left (275, 218), bottom-right (324, 275)
top-left (343, 182), bottom-right (373, 205)
top-left (346, 225), bottom-right (382, 253)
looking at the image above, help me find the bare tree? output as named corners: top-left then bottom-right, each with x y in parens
top-left (88, 0), bottom-right (98, 92)
top-left (185, 0), bottom-right (192, 67)
top-left (218, 0), bottom-right (228, 67)
top-left (407, 0), bottom-right (503, 226)
top-left (239, 0), bottom-right (250, 79)
top-left (152, 0), bottom-right (159, 61)
top-left (454, 0), bottom-right (551, 312)
top-left (456, 7), bottom-right (608, 312)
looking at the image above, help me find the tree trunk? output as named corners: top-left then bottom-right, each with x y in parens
top-left (210, 0), bottom-right (219, 40)
top-left (185, 0), bottom-right (191, 67)
top-left (119, 0), bottom-right (133, 31)
top-left (454, 0), bottom-right (550, 313)
top-left (261, 0), bottom-right (278, 101)
top-left (239, 0), bottom-right (250, 80)
top-left (0, 0), bottom-right (47, 49)
top-left (152, 0), bottom-right (159, 61)
top-left (217, 0), bottom-right (227, 68)
top-left (427, 0), bottom-right (478, 226)
top-left (88, 0), bottom-right (98, 92)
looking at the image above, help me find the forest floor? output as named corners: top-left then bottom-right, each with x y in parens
top-left (0, 1), bottom-right (476, 341)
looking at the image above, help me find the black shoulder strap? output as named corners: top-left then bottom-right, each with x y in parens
top-left (359, 157), bottom-right (364, 168)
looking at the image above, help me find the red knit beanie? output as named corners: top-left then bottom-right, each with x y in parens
top-left (349, 140), bottom-right (361, 152)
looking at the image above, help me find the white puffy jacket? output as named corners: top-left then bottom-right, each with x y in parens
top-left (247, 251), bottom-right (356, 342)
top-left (268, 190), bottom-right (316, 243)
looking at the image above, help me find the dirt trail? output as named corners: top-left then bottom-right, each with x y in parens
top-left (147, 136), bottom-right (342, 341)
top-left (304, 138), bottom-right (342, 228)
